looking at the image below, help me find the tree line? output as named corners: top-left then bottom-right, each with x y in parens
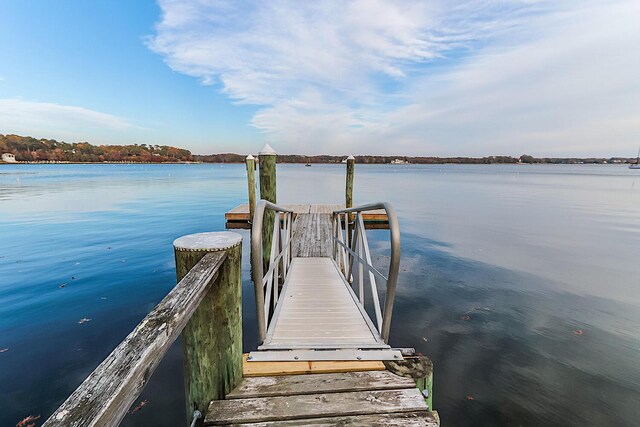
top-left (194, 153), bottom-right (634, 164)
top-left (2, 134), bottom-right (634, 164)
top-left (0, 134), bottom-right (193, 163)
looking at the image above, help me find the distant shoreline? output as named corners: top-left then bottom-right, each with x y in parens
top-left (3, 134), bottom-right (637, 165)
top-left (1, 159), bottom-right (636, 166)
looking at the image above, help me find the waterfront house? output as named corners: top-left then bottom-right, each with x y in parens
top-left (1, 153), bottom-right (17, 163)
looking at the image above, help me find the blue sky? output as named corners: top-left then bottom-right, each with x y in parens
top-left (1, 1), bottom-right (639, 156)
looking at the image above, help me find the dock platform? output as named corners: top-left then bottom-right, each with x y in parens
top-left (206, 367), bottom-right (438, 426)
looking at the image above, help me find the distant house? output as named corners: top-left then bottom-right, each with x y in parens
top-left (1, 153), bottom-right (16, 163)
top-left (390, 158), bottom-right (409, 164)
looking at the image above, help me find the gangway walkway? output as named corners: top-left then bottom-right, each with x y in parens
top-left (259, 257), bottom-right (391, 355)
top-left (247, 202), bottom-right (401, 362)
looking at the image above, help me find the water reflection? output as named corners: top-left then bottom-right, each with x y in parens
top-left (1, 163), bottom-right (639, 426)
top-left (390, 231), bottom-right (640, 426)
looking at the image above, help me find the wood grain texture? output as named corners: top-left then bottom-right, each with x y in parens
top-left (242, 354), bottom-right (385, 377)
top-left (43, 252), bottom-right (227, 427)
top-left (226, 371), bottom-right (415, 399)
top-left (177, 243), bottom-right (243, 418)
top-left (225, 411), bottom-right (439, 426)
top-left (291, 214), bottom-right (333, 257)
top-left (205, 388), bottom-right (429, 425)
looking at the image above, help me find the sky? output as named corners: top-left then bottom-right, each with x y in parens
top-left (1, 0), bottom-right (639, 156)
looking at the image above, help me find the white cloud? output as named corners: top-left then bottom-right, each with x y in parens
top-left (0, 98), bottom-right (134, 142)
top-left (149, 0), bottom-right (640, 156)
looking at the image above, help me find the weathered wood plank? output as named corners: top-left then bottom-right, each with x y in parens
top-left (226, 371), bottom-right (415, 399)
top-left (291, 213), bottom-right (333, 257)
top-left (44, 252), bottom-right (227, 427)
top-left (242, 354), bottom-right (385, 377)
top-left (227, 411), bottom-right (439, 426)
top-left (205, 388), bottom-right (429, 425)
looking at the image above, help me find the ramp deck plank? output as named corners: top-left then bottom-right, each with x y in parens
top-left (226, 370), bottom-right (416, 399)
top-left (260, 257), bottom-right (386, 350)
top-left (205, 388), bottom-right (429, 425)
top-left (218, 411), bottom-right (439, 426)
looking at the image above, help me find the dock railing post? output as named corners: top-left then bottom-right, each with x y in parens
top-left (174, 232), bottom-right (243, 424)
top-left (246, 155), bottom-right (256, 221)
top-left (259, 144), bottom-right (277, 268)
top-left (346, 155), bottom-right (355, 208)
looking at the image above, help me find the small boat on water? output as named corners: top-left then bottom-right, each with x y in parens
top-left (305, 157), bottom-right (311, 167)
top-left (630, 147), bottom-right (640, 169)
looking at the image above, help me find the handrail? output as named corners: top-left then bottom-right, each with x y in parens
top-left (44, 251), bottom-right (227, 427)
top-left (251, 200), bottom-right (294, 343)
top-left (332, 202), bottom-right (400, 343)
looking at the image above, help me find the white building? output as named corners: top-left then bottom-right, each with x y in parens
top-left (390, 158), bottom-right (409, 164)
top-left (1, 153), bottom-right (17, 163)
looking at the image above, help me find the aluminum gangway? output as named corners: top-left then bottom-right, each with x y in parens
top-left (248, 200), bottom-right (401, 362)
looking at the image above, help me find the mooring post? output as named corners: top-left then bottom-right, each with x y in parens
top-left (259, 144), bottom-right (277, 268)
top-left (346, 155), bottom-right (355, 208)
top-left (173, 232), bottom-right (243, 424)
top-left (246, 154), bottom-right (256, 221)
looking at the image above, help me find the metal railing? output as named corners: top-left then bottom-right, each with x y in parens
top-left (332, 202), bottom-right (400, 343)
top-left (251, 200), bottom-right (294, 342)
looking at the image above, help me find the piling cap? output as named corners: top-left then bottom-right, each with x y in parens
top-left (259, 144), bottom-right (276, 155)
top-left (347, 155), bottom-right (355, 160)
top-left (173, 232), bottom-right (242, 251)
top-left (246, 154), bottom-right (254, 160)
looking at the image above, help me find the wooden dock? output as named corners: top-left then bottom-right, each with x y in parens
top-left (206, 366), bottom-right (438, 426)
top-left (43, 150), bottom-right (437, 427)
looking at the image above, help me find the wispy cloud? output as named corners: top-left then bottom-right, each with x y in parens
top-left (0, 98), bottom-right (134, 142)
top-left (149, 0), bottom-right (640, 156)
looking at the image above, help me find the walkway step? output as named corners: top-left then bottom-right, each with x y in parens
top-left (205, 388), bottom-right (430, 425)
top-left (211, 412), bottom-right (439, 426)
top-left (226, 371), bottom-right (416, 399)
top-left (241, 354), bottom-right (385, 377)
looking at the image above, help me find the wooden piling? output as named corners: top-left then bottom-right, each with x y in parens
top-left (346, 155), bottom-right (355, 208)
top-left (259, 144), bottom-right (277, 267)
top-left (246, 155), bottom-right (256, 221)
top-left (174, 232), bottom-right (243, 423)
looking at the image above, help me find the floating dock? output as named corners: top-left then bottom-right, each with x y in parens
top-left (225, 203), bottom-right (389, 229)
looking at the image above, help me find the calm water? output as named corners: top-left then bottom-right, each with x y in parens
top-left (1, 163), bottom-right (639, 426)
